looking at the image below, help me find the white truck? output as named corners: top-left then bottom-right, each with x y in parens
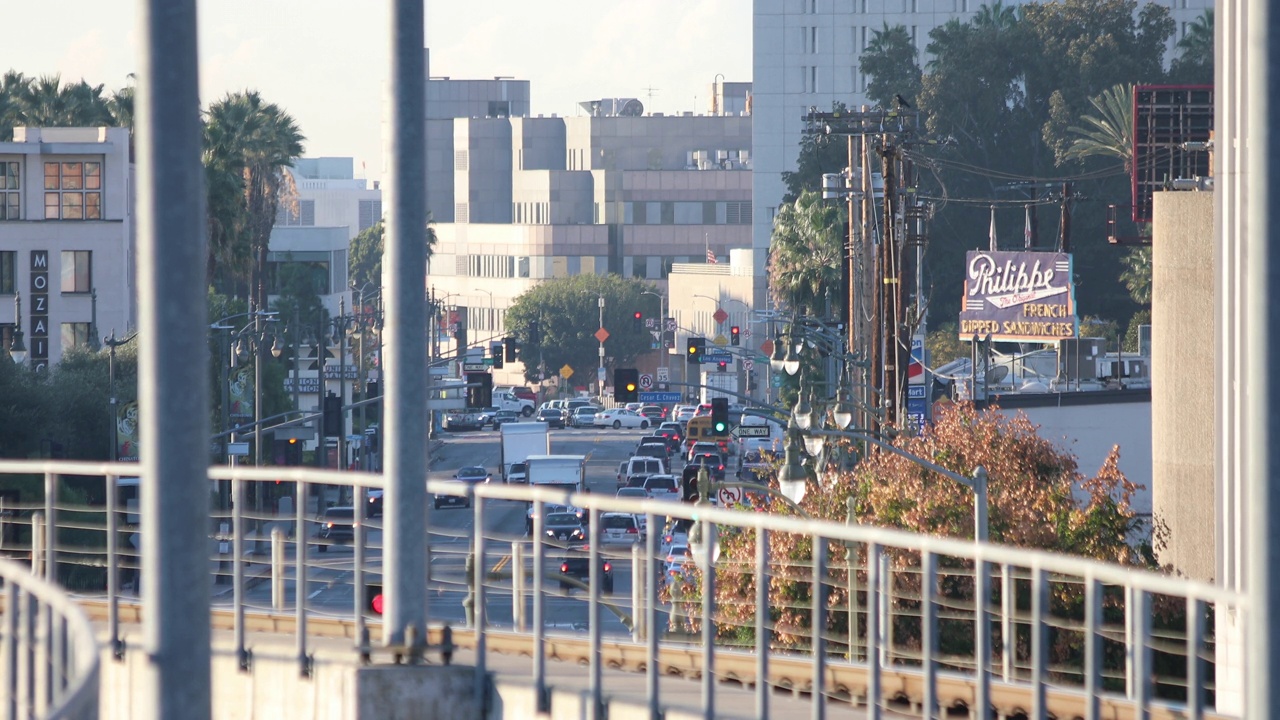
top-left (524, 454), bottom-right (588, 531)
top-left (500, 422), bottom-right (551, 482)
top-left (700, 371), bottom-right (739, 404)
top-left (495, 390), bottom-right (536, 417)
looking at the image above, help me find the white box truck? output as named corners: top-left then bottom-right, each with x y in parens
top-left (500, 422), bottom-right (551, 482)
top-left (524, 454), bottom-right (589, 531)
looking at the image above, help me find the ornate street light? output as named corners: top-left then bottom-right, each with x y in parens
top-left (792, 385), bottom-right (814, 431)
top-left (769, 334), bottom-right (788, 373)
top-left (777, 429), bottom-right (810, 505)
top-left (9, 292), bottom-right (27, 365)
top-left (832, 385), bottom-right (855, 430)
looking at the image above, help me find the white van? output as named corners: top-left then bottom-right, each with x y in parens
top-left (621, 457), bottom-right (665, 487)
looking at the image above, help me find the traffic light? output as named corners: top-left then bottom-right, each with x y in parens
top-left (365, 583), bottom-right (383, 615)
top-left (614, 368), bottom-right (639, 403)
top-left (527, 319), bottom-right (540, 345)
top-left (632, 311), bottom-right (643, 331)
top-left (711, 397), bottom-right (729, 436)
top-left (491, 341), bottom-right (504, 369)
top-left (465, 372), bottom-right (493, 409)
top-left (284, 437), bottom-right (302, 466)
top-left (730, 326), bottom-right (741, 346)
top-left (323, 393), bottom-right (342, 437)
top-left (686, 337), bottom-right (705, 365)
top-left (504, 337), bottom-right (517, 362)
top-left (681, 465), bottom-right (701, 502)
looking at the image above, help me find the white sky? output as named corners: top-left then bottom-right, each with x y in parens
top-left (8, 1), bottom-right (751, 182)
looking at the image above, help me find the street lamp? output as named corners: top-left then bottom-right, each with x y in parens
top-left (103, 330), bottom-right (138, 462)
top-left (473, 288), bottom-right (494, 335)
top-left (8, 292), bottom-right (26, 365)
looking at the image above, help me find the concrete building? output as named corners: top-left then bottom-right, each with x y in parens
top-left (750, 0), bottom-right (1215, 276)
top-left (0, 126), bottom-right (133, 370)
top-left (427, 111), bottom-right (755, 388)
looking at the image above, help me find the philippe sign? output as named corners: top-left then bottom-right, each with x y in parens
top-left (958, 250), bottom-right (1078, 342)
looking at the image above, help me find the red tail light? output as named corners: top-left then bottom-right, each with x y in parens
top-left (560, 562), bottom-right (570, 573)
top-left (627, 527), bottom-right (638, 534)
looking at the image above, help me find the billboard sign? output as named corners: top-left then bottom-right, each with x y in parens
top-left (959, 250), bottom-right (1078, 342)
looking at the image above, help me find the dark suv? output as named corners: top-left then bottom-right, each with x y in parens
top-left (317, 506), bottom-right (355, 552)
top-left (557, 549), bottom-right (614, 593)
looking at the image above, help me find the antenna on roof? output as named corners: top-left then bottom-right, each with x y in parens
top-left (643, 86), bottom-right (660, 108)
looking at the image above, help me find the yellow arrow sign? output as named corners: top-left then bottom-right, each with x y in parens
top-left (559, 364), bottom-right (574, 379)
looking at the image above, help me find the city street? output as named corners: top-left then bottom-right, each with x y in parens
top-left (227, 422), bottom-right (679, 635)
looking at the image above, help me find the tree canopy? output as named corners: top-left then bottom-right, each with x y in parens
top-left (503, 274), bottom-right (662, 386)
top-left (0, 72), bottom-right (133, 139)
top-left (767, 190), bottom-right (845, 317)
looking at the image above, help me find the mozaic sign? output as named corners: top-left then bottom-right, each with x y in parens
top-left (958, 250), bottom-right (1078, 342)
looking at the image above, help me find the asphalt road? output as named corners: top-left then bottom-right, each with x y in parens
top-left (231, 423), bottom-right (679, 635)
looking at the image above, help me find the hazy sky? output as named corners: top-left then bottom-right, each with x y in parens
top-left (8, 1), bottom-right (751, 181)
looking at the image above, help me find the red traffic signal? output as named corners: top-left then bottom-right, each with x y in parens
top-left (366, 583), bottom-right (383, 615)
top-left (632, 311), bottom-right (643, 331)
top-left (730, 326), bottom-right (741, 346)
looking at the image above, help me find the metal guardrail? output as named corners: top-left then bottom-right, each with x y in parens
top-left (0, 557), bottom-right (101, 719)
top-left (0, 459), bottom-right (1247, 719)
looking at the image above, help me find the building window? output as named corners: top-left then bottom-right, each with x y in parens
top-left (61, 322), bottom-right (91, 351)
top-left (0, 161), bottom-right (19, 220)
top-left (60, 251), bottom-right (91, 293)
top-left (276, 199), bottom-right (315, 226)
top-left (0, 252), bottom-right (13, 294)
top-left (44, 161), bottom-right (102, 220)
top-left (358, 199), bottom-right (382, 232)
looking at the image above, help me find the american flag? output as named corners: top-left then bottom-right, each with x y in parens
top-left (706, 248), bottom-right (717, 264)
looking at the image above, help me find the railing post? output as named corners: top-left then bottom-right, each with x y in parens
top-left (975, 557), bottom-right (991, 720)
top-left (296, 480), bottom-right (309, 676)
top-left (812, 537), bottom-right (827, 720)
top-left (271, 528), bottom-right (285, 611)
top-left (43, 473), bottom-right (55, 583)
top-left (473, 493), bottom-right (487, 714)
top-left (1187, 596), bottom-right (1205, 720)
top-left (232, 478), bottom-right (248, 670)
top-left (921, 552), bottom-right (936, 720)
top-left (354, 485), bottom-right (366, 655)
top-left (106, 474), bottom-right (122, 659)
top-left (1031, 565), bottom-right (1048, 720)
top-left (880, 552), bottom-right (892, 668)
top-left (531, 501), bottom-right (547, 713)
top-left (2, 580), bottom-right (15, 718)
top-left (1134, 588), bottom-right (1152, 714)
top-left (701, 516), bottom-right (716, 719)
top-left (512, 541), bottom-right (524, 633)
top-left (756, 526), bottom-right (770, 720)
top-left (645, 511), bottom-right (660, 719)
top-left (866, 542), bottom-right (881, 720)
top-left (1085, 573), bottom-right (1101, 720)
top-left (31, 513), bottom-right (44, 578)
top-left (631, 543), bottom-right (642, 642)
top-left (588, 507), bottom-right (602, 720)
top-left (1001, 564), bottom-right (1013, 681)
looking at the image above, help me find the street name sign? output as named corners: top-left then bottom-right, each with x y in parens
top-left (639, 391), bottom-right (681, 403)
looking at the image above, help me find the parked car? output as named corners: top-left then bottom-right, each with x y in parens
top-left (489, 409), bottom-right (519, 429)
top-left (544, 512), bottom-right (587, 545)
top-left (535, 407), bottom-right (566, 429)
top-left (594, 408), bottom-right (651, 430)
top-left (317, 506), bottom-right (355, 552)
top-left (569, 406), bottom-right (599, 428)
top-left (557, 548), bottom-right (614, 593)
top-left (642, 474), bottom-right (681, 502)
top-left (600, 512), bottom-right (644, 545)
top-left (638, 405), bottom-right (667, 420)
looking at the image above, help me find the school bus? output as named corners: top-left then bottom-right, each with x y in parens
top-left (684, 416), bottom-right (730, 457)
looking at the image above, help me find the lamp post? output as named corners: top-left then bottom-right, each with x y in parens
top-left (104, 330), bottom-right (138, 462)
top-left (641, 290), bottom-right (667, 388)
top-left (8, 292), bottom-right (26, 365)
top-left (597, 295), bottom-right (605, 398)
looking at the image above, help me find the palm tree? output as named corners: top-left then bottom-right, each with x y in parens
top-left (1062, 83), bottom-right (1133, 170)
top-left (1120, 247), bottom-right (1152, 306)
top-left (973, 1), bottom-right (1018, 31)
top-left (767, 190), bottom-right (844, 317)
top-left (1171, 9), bottom-right (1213, 84)
top-left (203, 91), bottom-right (305, 306)
top-left (18, 75), bottom-right (113, 127)
top-left (0, 71), bottom-right (31, 139)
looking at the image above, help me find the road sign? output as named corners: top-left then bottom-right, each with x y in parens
top-left (665, 318), bottom-right (677, 333)
top-left (701, 351), bottom-right (731, 364)
top-left (639, 374), bottom-right (654, 390)
top-left (743, 358), bottom-right (754, 371)
top-left (639, 391), bottom-right (682, 403)
top-left (736, 425), bottom-right (770, 437)
top-left (594, 327), bottom-right (610, 343)
top-left (226, 442), bottom-right (250, 456)
top-left (761, 338), bottom-right (774, 356)
top-left (559, 364), bottom-right (574, 379)
top-left (713, 308), bottom-right (729, 324)
top-left (718, 485), bottom-right (743, 506)
top-left (597, 366), bottom-right (607, 383)
top-left (908, 385), bottom-right (927, 399)
top-left (713, 334), bottom-right (728, 346)
top-left (656, 367), bottom-right (669, 384)
top-left (462, 362), bottom-right (488, 372)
